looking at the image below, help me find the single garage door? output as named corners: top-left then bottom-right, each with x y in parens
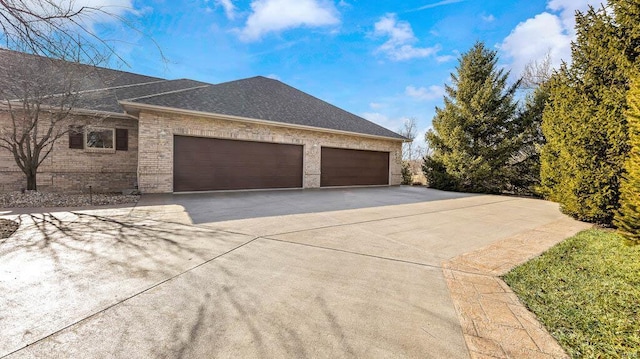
top-left (321, 147), bottom-right (389, 187)
top-left (174, 136), bottom-right (303, 192)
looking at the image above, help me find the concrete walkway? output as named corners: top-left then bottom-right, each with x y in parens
top-left (0, 187), bottom-right (591, 358)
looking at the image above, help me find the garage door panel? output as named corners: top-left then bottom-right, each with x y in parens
top-left (321, 147), bottom-right (389, 187)
top-left (174, 136), bottom-right (303, 192)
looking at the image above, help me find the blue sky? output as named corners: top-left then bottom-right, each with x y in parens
top-left (87, 0), bottom-right (604, 148)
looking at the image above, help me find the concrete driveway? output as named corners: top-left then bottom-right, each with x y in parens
top-left (0, 187), bottom-right (584, 358)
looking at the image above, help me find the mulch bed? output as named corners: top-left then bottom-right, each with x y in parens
top-left (0, 191), bottom-right (139, 208)
top-left (0, 218), bottom-right (19, 239)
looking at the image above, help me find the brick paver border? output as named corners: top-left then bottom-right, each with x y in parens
top-left (443, 217), bottom-right (593, 359)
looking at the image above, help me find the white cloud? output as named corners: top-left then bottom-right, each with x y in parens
top-left (481, 14), bottom-right (495, 23)
top-left (500, 0), bottom-right (605, 77)
top-left (266, 73), bottom-right (281, 80)
top-left (412, 0), bottom-right (464, 11)
top-left (240, 0), bottom-right (339, 41)
top-left (373, 13), bottom-right (439, 61)
top-left (369, 102), bottom-right (384, 109)
top-left (361, 112), bottom-right (409, 132)
top-left (435, 54), bottom-right (456, 63)
top-left (501, 12), bottom-right (571, 76)
top-left (405, 85), bottom-right (444, 101)
top-left (547, 0), bottom-right (605, 36)
top-left (215, 0), bottom-right (236, 20)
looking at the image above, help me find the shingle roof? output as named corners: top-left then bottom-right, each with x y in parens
top-left (126, 76), bottom-right (406, 140)
top-left (1, 49), bottom-right (404, 140)
top-left (71, 79), bottom-right (208, 113)
top-left (0, 49), bottom-right (165, 96)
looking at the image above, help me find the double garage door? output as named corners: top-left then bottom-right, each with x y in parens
top-left (173, 136), bottom-right (389, 192)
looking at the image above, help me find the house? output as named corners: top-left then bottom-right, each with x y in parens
top-left (0, 50), bottom-right (405, 193)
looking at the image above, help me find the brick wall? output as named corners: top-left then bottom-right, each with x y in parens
top-left (0, 112), bottom-right (138, 193)
top-left (137, 110), bottom-right (403, 193)
top-left (0, 109), bottom-right (403, 194)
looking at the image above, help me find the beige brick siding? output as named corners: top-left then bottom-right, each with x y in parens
top-left (0, 112), bottom-right (138, 193)
top-left (0, 108), bottom-right (403, 194)
top-left (137, 110), bottom-right (403, 193)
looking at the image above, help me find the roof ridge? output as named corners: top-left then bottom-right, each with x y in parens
top-left (5, 79), bottom-right (173, 103)
top-left (121, 84), bottom-right (210, 102)
top-left (76, 79), bottom-right (169, 95)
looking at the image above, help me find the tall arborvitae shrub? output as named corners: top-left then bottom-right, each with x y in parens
top-left (615, 74), bottom-right (640, 242)
top-left (612, 0), bottom-right (640, 240)
top-left (540, 5), bottom-right (630, 224)
top-left (423, 42), bottom-right (520, 193)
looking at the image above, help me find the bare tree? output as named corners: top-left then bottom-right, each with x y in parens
top-left (0, 50), bottom-right (96, 190)
top-left (0, 0), bottom-right (162, 65)
top-left (521, 53), bottom-right (553, 89)
top-left (398, 118), bottom-right (418, 161)
top-left (0, 1), bottom-right (163, 191)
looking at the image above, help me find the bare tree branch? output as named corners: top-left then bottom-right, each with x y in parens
top-left (398, 118), bottom-right (418, 161)
top-left (521, 53), bottom-right (553, 89)
top-left (0, 0), bottom-right (165, 66)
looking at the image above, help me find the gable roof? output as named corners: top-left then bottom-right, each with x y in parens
top-left (0, 49), bottom-right (405, 141)
top-left (122, 76), bottom-right (405, 140)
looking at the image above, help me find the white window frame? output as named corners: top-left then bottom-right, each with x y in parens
top-left (84, 127), bottom-right (115, 152)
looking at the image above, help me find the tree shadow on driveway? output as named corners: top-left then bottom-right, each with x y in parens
top-left (0, 209), bottom-right (254, 357)
top-left (0, 199), bottom-right (472, 358)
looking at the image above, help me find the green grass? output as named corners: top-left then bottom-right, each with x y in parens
top-left (503, 229), bottom-right (640, 358)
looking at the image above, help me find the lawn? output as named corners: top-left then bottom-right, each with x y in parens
top-left (503, 229), bottom-right (640, 358)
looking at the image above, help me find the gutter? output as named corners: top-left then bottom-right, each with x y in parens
top-left (0, 101), bottom-right (133, 120)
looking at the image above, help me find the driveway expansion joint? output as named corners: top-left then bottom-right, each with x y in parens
top-left (261, 197), bottom-right (519, 239)
top-left (261, 236), bottom-right (443, 270)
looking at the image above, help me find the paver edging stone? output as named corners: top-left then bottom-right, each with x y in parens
top-left (443, 217), bottom-right (593, 359)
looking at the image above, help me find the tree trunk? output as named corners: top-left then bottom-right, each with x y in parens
top-left (26, 171), bottom-right (37, 191)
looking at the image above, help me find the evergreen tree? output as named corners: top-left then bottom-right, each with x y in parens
top-left (612, 0), bottom-right (640, 239)
top-left (610, 0), bottom-right (640, 73)
top-left (615, 73), bottom-right (640, 242)
top-left (401, 161), bottom-right (413, 185)
top-left (510, 83), bottom-right (548, 195)
top-left (423, 42), bottom-right (520, 193)
top-left (540, 4), bottom-right (630, 224)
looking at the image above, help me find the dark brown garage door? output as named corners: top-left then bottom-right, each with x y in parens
top-left (174, 136), bottom-right (303, 192)
top-left (321, 147), bottom-right (389, 187)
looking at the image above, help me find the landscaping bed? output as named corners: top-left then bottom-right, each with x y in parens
top-left (0, 218), bottom-right (19, 239)
top-left (0, 191), bottom-right (139, 208)
top-left (503, 229), bottom-right (640, 358)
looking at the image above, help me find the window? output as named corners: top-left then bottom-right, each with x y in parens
top-left (86, 128), bottom-right (114, 149)
top-left (68, 126), bottom-right (128, 151)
